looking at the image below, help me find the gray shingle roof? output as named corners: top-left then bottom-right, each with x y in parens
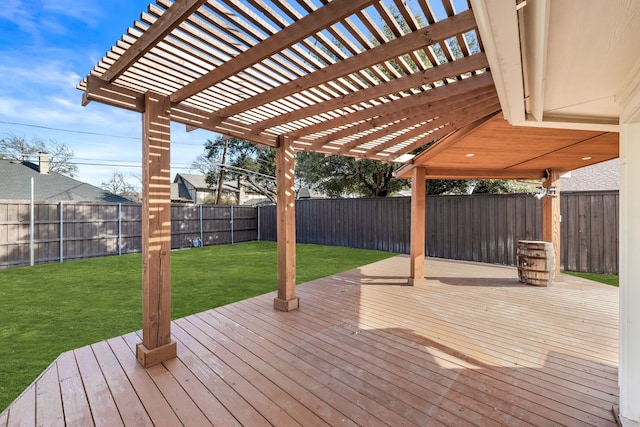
top-left (0, 159), bottom-right (133, 202)
top-left (561, 159), bottom-right (619, 192)
top-left (174, 173), bottom-right (209, 189)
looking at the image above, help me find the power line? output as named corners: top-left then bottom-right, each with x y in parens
top-left (14, 157), bottom-right (194, 169)
top-left (0, 120), bottom-right (207, 147)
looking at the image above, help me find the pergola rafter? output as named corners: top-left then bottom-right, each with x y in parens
top-left (80, 0), bottom-right (489, 158)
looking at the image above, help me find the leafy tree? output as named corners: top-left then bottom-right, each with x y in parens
top-left (0, 134), bottom-right (78, 177)
top-left (296, 152), bottom-right (408, 198)
top-left (425, 179), bottom-right (470, 195)
top-left (471, 179), bottom-right (536, 194)
top-left (101, 171), bottom-right (140, 201)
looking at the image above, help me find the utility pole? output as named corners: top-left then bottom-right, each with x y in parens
top-left (216, 138), bottom-right (229, 204)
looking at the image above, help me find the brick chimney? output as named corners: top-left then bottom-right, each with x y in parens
top-left (38, 152), bottom-right (49, 174)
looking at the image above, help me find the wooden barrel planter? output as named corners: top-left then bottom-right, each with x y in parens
top-left (517, 240), bottom-right (555, 286)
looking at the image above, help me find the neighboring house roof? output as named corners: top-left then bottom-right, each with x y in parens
top-left (170, 182), bottom-right (192, 203)
top-left (0, 159), bottom-right (132, 202)
top-left (561, 159), bottom-right (619, 192)
top-left (174, 173), bottom-right (209, 190)
top-left (174, 173), bottom-right (265, 195)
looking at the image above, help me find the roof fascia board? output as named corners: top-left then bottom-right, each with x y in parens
top-left (521, 0), bottom-right (550, 122)
top-left (469, 0), bottom-right (525, 125)
top-left (519, 114), bottom-right (619, 132)
top-left (422, 168), bottom-right (544, 180)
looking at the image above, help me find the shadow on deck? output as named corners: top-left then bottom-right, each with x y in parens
top-left (0, 256), bottom-right (619, 426)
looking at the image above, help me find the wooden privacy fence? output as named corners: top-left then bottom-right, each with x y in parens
top-left (0, 191), bottom-right (618, 273)
top-left (0, 201), bottom-right (257, 269)
top-left (260, 191), bottom-right (619, 274)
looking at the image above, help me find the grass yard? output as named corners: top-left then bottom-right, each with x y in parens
top-left (563, 270), bottom-right (619, 287)
top-left (0, 241), bottom-right (394, 412)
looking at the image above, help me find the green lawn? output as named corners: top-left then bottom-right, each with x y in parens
top-left (0, 241), bottom-right (394, 412)
top-left (563, 270), bottom-right (619, 287)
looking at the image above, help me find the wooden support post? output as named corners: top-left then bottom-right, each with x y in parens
top-left (274, 135), bottom-right (299, 311)
top-left (409, 167), bottom-right (427, 286)
top-left (542, 170), bottom-right (561, 275)
top-left (136, 91), bottom-right (176, 367)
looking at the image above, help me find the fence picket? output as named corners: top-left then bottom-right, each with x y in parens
top-left (0, 191), bottom-right (619, 274)
top-left (260, 191), bottom-right (619, 274)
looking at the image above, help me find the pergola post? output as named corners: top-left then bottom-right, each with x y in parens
top-left (408, 167), bottom-right (427, 286)
top-left (273, 135), bottom-right (299, 311)
top-left (136, 91), bottom-right (176, 367)
top-left (619, 120), bottom-right (640, 425)
top-left (542, 170), bottom-right (561, 275)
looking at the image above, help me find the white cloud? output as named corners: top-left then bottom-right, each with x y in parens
top-left (0, 0), bottom-right (37, 35)
top-left (41, 0), bottom-right (102, 27)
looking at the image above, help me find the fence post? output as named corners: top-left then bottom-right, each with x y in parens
top-left (30, 177), bottom-right (35, 266)
top-left (199, 204), bottom-right (204, 246)
top-left (257, 206), bottom-right (261, 241)
top-left (59, 201), bottom-right (64, 263)
top-left (118, 203), bottom-right (122, 256)
top-left (230, 205), bottom-right (234, 244)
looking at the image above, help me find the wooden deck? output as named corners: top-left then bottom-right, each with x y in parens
top-left (0, 256), bottom-right (619, 426)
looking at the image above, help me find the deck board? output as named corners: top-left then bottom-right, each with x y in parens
top-left (90, 340), bottom-right (153, 426)
top-left (57, 351), bottom-right (93, 426)
top-left (34, 364), bottom-right (64, 427)
top-left (74, 345), bottom-right (122, 427)
top-left (1, 256), bottom-right (620, 426)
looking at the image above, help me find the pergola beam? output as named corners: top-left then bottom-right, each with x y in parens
top-left (366, 93), bottom-right (500, 157)
top-left (287, 71), bottom-right (495, 141)
top-left (301, 85), bottom-right (497, 151)
top-left (170, 0), bottom-right (379, 104)
top-left (255, 52), bottom-right (489, 132)
top-left (213, 9), bottom-right (478, 122)
top-left (170, 104), bottom-right (279, 147)
top-left (387, 99), bottom-right (502, 160)
top-left (82, 75), bottom-right (145, 112)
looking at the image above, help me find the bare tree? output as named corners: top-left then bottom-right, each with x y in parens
top-left (101, 171), bottom-right (140, 201)
top-left (0, 134), bottom-right (79, 177)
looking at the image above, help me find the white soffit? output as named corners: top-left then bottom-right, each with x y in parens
top-left (473, 0), bottom-right (640, 132)
top-left (540, 0), bottom-right (640, 127)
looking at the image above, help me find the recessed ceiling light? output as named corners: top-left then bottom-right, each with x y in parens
top-left (465, 153), bottom-right (475, 157)
top-left (582, 156), bottom-right (592, 160)
top-left (395, 153), bottom-right (415, 163)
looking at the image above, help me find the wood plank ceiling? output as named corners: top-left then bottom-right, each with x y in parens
top-left (396, 112), bottom-right (620, 179)
top-left (78, 0), bottom-right (499, 163)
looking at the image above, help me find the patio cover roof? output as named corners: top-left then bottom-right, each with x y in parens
top-left (78, 0), bottom-right (504, 163)
top-left (396, 111), bottom-right (619, 179)
top-left (78, 0), bottom-right (619, 177)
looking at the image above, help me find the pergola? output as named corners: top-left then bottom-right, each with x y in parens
top-left (78, 0), bottom-right (630, 420)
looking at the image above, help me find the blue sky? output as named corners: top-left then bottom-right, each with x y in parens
top-left (0, 0), bottom-right (470, 189)
top-left (0, 0), bottom-right (210, 189)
